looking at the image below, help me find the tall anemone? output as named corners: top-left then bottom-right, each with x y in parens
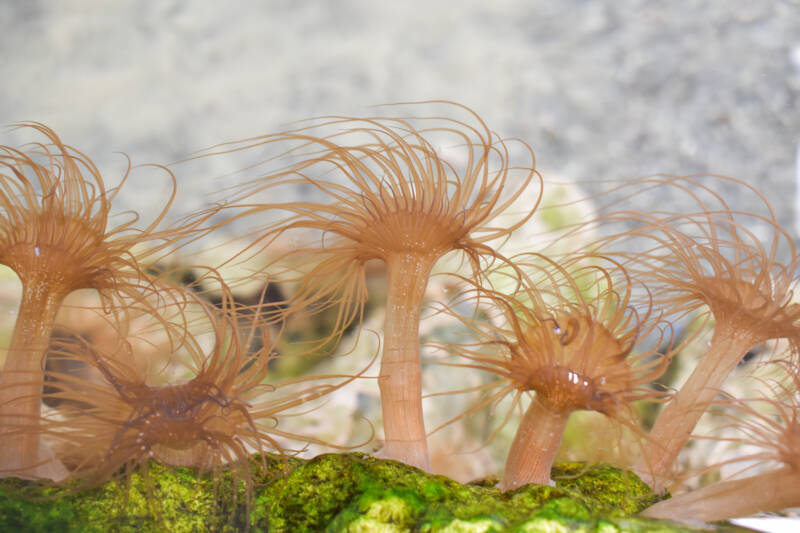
top-left (586, 176), bottom-right (800, 489)
top-left (0, 124), bottom-right (185, 479)
top-left (200, 102), bottom-right (540, 470)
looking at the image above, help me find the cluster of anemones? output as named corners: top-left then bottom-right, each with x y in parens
top-left (2, 107), bottom-right (799, 526)
top-left (0, 125), bottom-right (366, 525)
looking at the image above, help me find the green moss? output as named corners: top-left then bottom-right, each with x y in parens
top-left (0, 454), bottom-right (756, 532)
top-left (550, 463), bottom-right (660, 516)
top-left (0, 454), bottom-right (296, 532)
top-left (433, 517), bottom-right (507, 532)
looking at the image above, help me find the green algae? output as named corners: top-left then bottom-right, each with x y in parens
top-left (549, 463), bottom-right (660, 516)
top-left (0, 454), bottom-right (299, 532)
top-left (0, 462), bottom-right (236, 532)
top-left (0, 453), bottom-right (757, 532)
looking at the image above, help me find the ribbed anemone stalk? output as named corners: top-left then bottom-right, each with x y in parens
top-left (431, 254), bottom-right (671, 489)
top-left (206, 103), bottom-right (540, 470)
top-left (642, 372), bottom-right (800, 522)
top-left (0, 124), bottom-right (184, 480)
top-left (591, 177), bottom-right (800, 490)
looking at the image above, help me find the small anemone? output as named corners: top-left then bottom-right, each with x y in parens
top-left (583, 175), bottom-right (800, 488)
top-left (43, 275), bottom-right (369, 526)
top-left (428, 253), bottom-right (671, 489)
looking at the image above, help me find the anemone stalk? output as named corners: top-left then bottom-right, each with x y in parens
top-left (378, 252), bottom-right (437, 469)
top-left (641, 466), bottom-right (800, 522)
top-left (0, 277), bottom-right (69, 479)
top-left (500, 396), bottom-right (569, 489)
top-left (637, 323), bottom-right (751, 486)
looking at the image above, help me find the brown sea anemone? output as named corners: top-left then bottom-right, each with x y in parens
top-left (583, 175), bottom-right (800, 489)
top-left (428, 254), bottom-right (671, 489)
top-left (642, 366), bottom-right (800, 521)
top-left (189, 102), bottom-right (540, 470)
top-left (43, 275), bottom-right (368, 524)
top-left (0, 124), bottom-right (192, 480)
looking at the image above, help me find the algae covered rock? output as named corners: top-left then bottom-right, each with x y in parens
top-left (0, 453), bottom-right (757, 532)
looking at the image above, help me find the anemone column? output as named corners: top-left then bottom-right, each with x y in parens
top-left (637, 323), bottom-right (750, 487)
top-left (641, 466), bottom-right (800, 522)
top-left (378, 252), bottom-right (437, 471)
top-left (0, 268), bottom-right (70, 480)
top-left (500, 396), bottom-right (569, 489)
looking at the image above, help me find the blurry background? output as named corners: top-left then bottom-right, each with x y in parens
top-left (1, 0), bottom-right (798, 231)
top-left (1, 2), bottom-right (800, 527)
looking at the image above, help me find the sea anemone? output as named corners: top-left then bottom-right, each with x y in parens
top-left (585, 175), bottom-right (800, 488)
top-left (641, 365), bottom-right (800, 521)
top-left (43, 274), bottom-right (367, 524)
top-left (0, 124), bottom-right (190, 480)
top-left (429, 254), bottom-right (671, 489)
top-left (191, 102), bottom-right (540, 470)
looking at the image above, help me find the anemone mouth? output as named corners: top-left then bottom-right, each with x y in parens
top-left (525, 364), bottom-right (604, 413)
top-left (1, 241), bottom-right (117, 290)
top-left (509, 359), bottom-right (626, 414)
